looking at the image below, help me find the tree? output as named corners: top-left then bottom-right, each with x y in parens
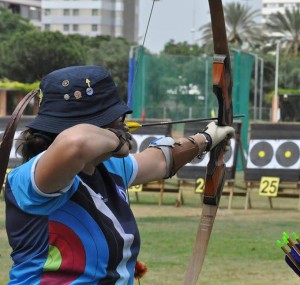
top-left (264, 4), bottom-right (300, 57)
top-left (199, 2), bottom-right (262, 50)
top-left (88, 37), bottom-right (132, 99)
top-left (278, 57), bottom-right (300, 89)
top-left (0, 7), bottom-right (35, 41)
top-left (0, 31), bottom-right (86, 83)
top-left (162, 40), bottom-right (204, 57)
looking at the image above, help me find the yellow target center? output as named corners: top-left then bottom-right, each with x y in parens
top-left (285, 150), bottom-right (292, 158)
top-left (258, 151), bottom-right (265, 158)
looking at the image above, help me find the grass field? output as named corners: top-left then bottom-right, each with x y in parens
top-left (1, 178), bottom-right (300, 285)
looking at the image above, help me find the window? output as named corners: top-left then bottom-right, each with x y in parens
top-left (44, 9), bottom-right (50, 16)
top-left (63, 9), bottom-right (70, 16)
top-left (73, 9), bottom-right (79, 16)
top-left (92, 24), bottom-right (98, 31)
top-left (63, 24), bottom-right (69, 31)
top-left (73, 24), bottom-right (79, 32)
top-left (92, 9), bottom-right (98, 16)
top-left (44, 24), bottom-right (50, 31)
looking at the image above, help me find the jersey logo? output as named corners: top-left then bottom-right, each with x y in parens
top-left (116, 185), bottom-right (129, 204)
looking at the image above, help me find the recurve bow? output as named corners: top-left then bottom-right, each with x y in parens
top-left (182, 0), bottom-right (233, 284)
top-left (0, 89), bottom-right (39, 193)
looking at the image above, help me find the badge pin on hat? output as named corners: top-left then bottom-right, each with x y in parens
top-left (86, 79), bottom-right (94, 96)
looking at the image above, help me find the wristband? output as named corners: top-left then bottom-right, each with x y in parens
top-left (201, 132), bottom-right (212, 152)
top-left (195, 132), bottom-right (212, 152)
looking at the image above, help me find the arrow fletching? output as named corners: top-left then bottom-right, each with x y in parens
top-left (125, 121), bottom-right (142, 132)
top-left (277, 240), bottom-right (284, 248)
top-left (292, 232), bottom-right (300, 241)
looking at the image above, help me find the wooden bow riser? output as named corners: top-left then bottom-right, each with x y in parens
top-left (203, 143), bottom-right (226, 205)
top-left (203, 54), bottom-right (232, 205)
top-left (212, 55), bottom-right (233, 127)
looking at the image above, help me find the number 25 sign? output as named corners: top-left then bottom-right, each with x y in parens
top-left (259, 177), bottom-right (280, 197)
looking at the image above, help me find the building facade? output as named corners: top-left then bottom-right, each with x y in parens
top-left (262, 0), bottom-right (300, 22)
top-left (0, 0), bottom-right (42, 28)
top-left (0, 0), bottom-right (139, 42)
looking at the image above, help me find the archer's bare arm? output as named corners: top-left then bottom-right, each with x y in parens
top-left (34, 124), bottom-right (126, 194)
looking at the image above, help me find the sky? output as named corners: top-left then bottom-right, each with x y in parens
top-left (139, 0), bottom-right (262, 53)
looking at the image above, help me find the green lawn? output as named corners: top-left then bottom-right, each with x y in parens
top-left (1, 182), bottom-right (300, 284)
top-left (134, 212), bottom-right (299, 285)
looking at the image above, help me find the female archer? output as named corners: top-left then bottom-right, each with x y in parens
top-left (4, 65), bottom-right (234, 284)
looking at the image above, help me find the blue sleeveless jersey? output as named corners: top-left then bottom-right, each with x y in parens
top-left (5, 153), bottom-right (140, 285)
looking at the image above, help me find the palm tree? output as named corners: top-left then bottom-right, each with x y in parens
top-left (198, 2), bottom-right (262, 50)
top-left (264, 4), bottom-right (300, 57)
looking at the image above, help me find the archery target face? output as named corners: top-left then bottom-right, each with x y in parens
top-left (184, 138), bottom-right (236, 168)
top-left (224, 139), bottom-right (235, 167)
top-left (276, 141), bottom-right (299, 167)
top-left (247, 139), bottom-right (300, 169)
top-left (0, 130), bottom-right (23, 161)
top-left (130, 134), bottom-right (166, 153)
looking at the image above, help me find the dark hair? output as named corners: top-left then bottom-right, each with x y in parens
top-left (18, 129), bottom-right (57, 162)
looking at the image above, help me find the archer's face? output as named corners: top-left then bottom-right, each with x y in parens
top-left (104, 115), bottom-right (128, 131)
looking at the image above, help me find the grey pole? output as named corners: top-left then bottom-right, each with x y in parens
top-left (253, 55), bottom-right (258, 120)
top-left (258, 57), bottom-right (264, 120)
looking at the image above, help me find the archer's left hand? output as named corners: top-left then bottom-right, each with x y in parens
top-left (203, 122), bottom-right (235, 151)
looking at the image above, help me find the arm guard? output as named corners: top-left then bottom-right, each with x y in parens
top-left (148, 136), bottom-right (202, 179)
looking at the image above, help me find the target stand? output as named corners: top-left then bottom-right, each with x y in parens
top-left (176, 121), bottom-right (245, 209)
top-left (128, 120), bottom-right (182, 206)
top-left (244, 123), bottom-right (300, 210)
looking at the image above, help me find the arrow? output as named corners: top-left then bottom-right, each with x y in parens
top-left (126, 114), bottom-right (244, 132)
top-left (292, 232), bottom-right (300, 243)
top-left (277, 239), bottom-right (300, 273)
top-left (283, 232), bottom-right (300, 256)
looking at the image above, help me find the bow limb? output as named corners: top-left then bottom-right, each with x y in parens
top-left (182, 0), bottom-right (233, 284)
top-left (0, 89), bottom-right (39, 192)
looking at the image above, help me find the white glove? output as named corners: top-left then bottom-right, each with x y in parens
top-left (203, 122), bottom-right (235, 151)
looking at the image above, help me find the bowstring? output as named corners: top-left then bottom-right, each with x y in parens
top-left (128, 0), bottom-right (157, 111)
top-left (125, 0), bottom-right (158, 198)
top-left (125, 3), bottom-right (158, 284)
top-left (141, 0), bottom-right (157, 47)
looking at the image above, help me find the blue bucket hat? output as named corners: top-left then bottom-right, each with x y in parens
top-left (28, 65), bottom-right (132, 134)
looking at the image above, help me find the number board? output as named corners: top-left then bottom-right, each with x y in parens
top-left (128, 184), bottom-right (143, 192)
top-left (259, 177), bottom-right (280, 197)
top-left (195, 178), bottom-right (205, 193)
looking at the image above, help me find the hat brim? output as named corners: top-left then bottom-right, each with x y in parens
top-left (27, 100), bottom-right (132, 134)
